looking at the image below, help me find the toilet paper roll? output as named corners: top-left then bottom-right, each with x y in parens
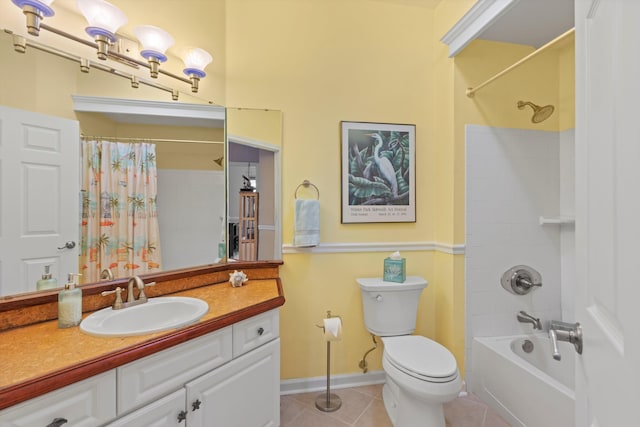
top-left (323, 317), bottom-right (342, 342)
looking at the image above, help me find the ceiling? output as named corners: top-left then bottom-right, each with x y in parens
top-left (476, 0), bottom-right (574, 48)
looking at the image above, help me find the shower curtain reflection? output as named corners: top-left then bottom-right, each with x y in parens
top-left (80, 140), bottom-right (162, 283)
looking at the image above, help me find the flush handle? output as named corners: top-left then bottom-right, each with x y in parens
top-left (375, 294), bottom-right (383, 302)
top-left (257, 327), bottom-right (264, 336)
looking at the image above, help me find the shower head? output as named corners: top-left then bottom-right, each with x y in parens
top-left (517, 101), bottom-right (555, 123)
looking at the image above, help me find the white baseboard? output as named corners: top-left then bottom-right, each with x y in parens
top-left (281, 373), bottom-right (468, 398)
top-left (280, 371), bottom-right (386, 395)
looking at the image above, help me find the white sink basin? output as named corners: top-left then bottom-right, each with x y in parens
top-left (80, 296), bottom-right (209, 337)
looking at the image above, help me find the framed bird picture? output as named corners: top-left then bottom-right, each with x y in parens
top-left (340, 121), bottom-right (416, 223)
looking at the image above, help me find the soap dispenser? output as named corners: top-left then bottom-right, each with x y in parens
top-left (58, 273), bottom-right (82, 328)
top-left (36, 265), bottom-right (57, 291)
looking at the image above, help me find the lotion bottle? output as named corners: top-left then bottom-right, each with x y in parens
top-left (36, 265), bottom-right (57, 290)
top-left (58, 273), bottom-right (82, 328)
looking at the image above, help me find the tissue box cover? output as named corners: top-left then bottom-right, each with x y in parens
top-left (383, 258), bottom-right (406, 283)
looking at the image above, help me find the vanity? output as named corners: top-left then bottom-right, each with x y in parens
top-left (0, 262), bottom-right (285, 426)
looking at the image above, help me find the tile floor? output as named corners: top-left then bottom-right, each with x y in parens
top-left (280, 384), bottom-right (512, 427)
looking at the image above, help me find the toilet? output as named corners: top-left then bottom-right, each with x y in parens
top-left (357, 276), bottom-right (461, 427)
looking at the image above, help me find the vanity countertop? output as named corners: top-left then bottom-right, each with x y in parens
top-left (0, 278), bottom-right (285, 411)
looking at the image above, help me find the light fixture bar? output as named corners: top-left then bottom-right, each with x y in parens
top-left (38, 23), bottom-right (193, 86)
top-left (9, 30), bottom-right (192, 101)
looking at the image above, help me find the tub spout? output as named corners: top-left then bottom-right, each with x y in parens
top-left (517, 310), bottom-right (542, 330)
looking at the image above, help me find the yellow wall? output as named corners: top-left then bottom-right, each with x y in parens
top-left (225, 0), bottom-right (575, 382)
top-left (226, 0), bottom-right (444, 379)
top-left (430, 0), bottom-right (476, 369)
top-left (226, 108), bottom-right (283, 147)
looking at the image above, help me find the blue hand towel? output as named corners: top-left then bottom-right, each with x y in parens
top-left (293, 199), bottom-right (320, 247)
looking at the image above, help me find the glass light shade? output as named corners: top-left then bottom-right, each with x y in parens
top-left (182, 48), bottom-right (213, 77)
top-left (12, 0), bottom-right (55, 15)
top-left (134, 25), bottom-right (174, 62)
top-left (77, 0), bottom-right (127, 38)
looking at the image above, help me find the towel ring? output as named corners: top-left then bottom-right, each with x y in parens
top-left (295, 180), bottom-right (320, 200)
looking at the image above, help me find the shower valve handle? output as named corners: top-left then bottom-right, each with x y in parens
top-left (548, 320), bottom-right (583, 361)
top-left (501, 265), bottom-right (542, 295)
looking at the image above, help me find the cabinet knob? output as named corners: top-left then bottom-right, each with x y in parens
top-left (177, 410), bottom-right (187, 423)
top-left (257, 327), bottom-right (264, 336)
top-left (47, 418), bottom-right (68, 427)
top-left (192, 399), bottom-right (202, 411)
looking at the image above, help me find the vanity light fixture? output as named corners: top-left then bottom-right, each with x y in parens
top-left (133, 25), bottom-right (174, 78)
top-left (76, 0), bottom-right (127, 60)
top-left (181, 47), bottom-right (213, 92)
top-left (10, 0), bottom-right (214, 96)
top-left (11, 0), bottom-right (55, 36)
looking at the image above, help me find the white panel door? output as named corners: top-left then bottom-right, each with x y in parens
top-left (0, 106), bottom-right (79, 295)
top-left (575, 0), bottom-right (640, 425)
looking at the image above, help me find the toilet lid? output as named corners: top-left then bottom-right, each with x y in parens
top-left (383, 336), bottom-right (458, 382)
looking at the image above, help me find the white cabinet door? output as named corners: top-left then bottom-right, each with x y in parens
top-left (186, 338), bottom-right (280, 427)
top-left (105, 389), bottom-right (185, 427)
top-left (0, 371), bottom-right (115, 427)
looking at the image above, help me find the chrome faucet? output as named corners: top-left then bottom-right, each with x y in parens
top-left (517, 310), bottom-right (542, 330)
top-left (548, 320), bottom-right (583, 361)
top-left (127, 276), bottom-right (143, 303)
top-left (101, 276), bottom-right (156, 310)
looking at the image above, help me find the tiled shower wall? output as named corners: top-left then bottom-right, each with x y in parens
top-left (464, 125), bottom-right (575, 381)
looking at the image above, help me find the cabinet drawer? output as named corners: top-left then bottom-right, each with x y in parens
top-left (232, 309), bottom-right (279, 357)
top-left (117, 326), bottom-right (232, 415)
top-left (0, 371), bottom-right (116, 427)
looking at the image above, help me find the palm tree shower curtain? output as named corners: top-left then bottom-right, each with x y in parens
top-left (80, 140), bottom-right (162, 283)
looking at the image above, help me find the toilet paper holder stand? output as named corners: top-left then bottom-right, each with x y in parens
top-left (314, 310), bottom-right (343, 412)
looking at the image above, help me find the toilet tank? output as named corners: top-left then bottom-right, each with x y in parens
top-left (357, 276), bottom-right (427, 336)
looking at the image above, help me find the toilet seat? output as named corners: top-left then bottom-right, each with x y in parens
top-left (382, 336), bottom-right (458, 383)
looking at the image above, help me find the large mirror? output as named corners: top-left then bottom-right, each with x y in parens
top-left (0, 27), bottom-right (282, 297)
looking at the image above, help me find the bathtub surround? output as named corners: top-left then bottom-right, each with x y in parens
top-left (157, 169), bottom-right (225, 271)
top-left (559, 129), bottom-right (575, 322)
top-left (464, 125), bottom-right (576, 385)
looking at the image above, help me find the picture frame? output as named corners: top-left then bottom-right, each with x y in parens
top-left (340, 121), bottom-right (416, 223)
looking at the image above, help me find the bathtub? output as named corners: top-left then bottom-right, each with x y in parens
top-left (471, 334), bottom-right (575, 427)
